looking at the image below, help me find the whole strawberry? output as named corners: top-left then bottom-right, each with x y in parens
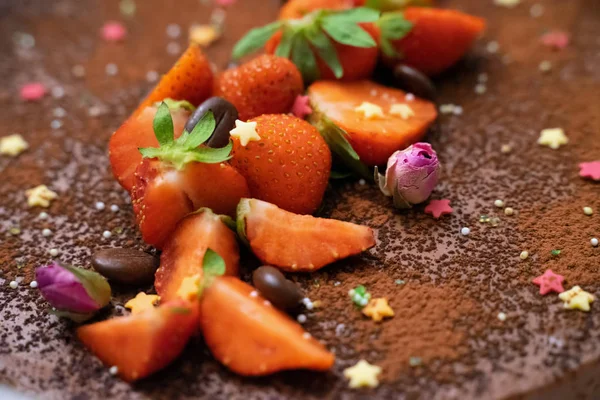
top-left (230, 114), bottom-right (331, 215)
top-left (214, 55), bottom-right (303, 121)
top-left (232, 8), bottom-right (383, 82)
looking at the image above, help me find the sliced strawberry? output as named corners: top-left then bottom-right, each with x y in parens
top-left (200, 276), bottom-right (335, 375)
top-left (77, 300), bottom-right (199, 382)
top-left (237, 198), bottom-right (375, 272)
top-left (155, 209), bottom-right (240, 303)
top-left (132, 103), bottom-right (250, 249)
top-left (109, 105), bottom-right (190, 192)
top-left (381, 7), bottom-right (486, 76)
top-left (308, 80), bottom-right (437, 166)
top-left (232, 8), bottom-right (381, 82)
top-left (135, 45), bottom-right (213, 116)
top-left (213, 55), bottom-right (303, 121)
top-left (279, 0), bottom-right (353, 20)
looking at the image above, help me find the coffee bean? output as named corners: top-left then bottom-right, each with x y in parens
top-left (391, 64), bottom-right (437, 101)
top-left (252, 266), bottom-right (304, 311)
top-left (91, 248), bottom-right (159, 285)
top-left (184, 97), bottom-right (238, 148)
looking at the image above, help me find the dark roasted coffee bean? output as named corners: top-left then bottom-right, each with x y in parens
top-left (252, 266), bottom-right (304, 311)
top-left (91, 248), bottom-right (159, 285)
top-left (184, 97), bottom-right (238, 148)
top-left (392, 64), bottom-right (437, 101)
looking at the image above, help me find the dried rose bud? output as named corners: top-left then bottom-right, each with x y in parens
top-left (35, 262), bottom-right (111, 321)
top-left (375, 142), bottom-right (440, 209)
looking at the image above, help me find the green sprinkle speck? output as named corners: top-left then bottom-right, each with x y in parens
top-left (113, 227), bottom-right (124, 234)
top-left (551, 249), bottom-right (561, 256)
top-left (409, 357), bottom-right (422, 367)
top-left (395, 279), bottom-right (405, 285)
top-left (350, 285), bottom-right (371, 308)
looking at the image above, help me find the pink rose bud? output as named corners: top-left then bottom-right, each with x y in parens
top-left (35, 262), bottom-right (111, 321)
top-left (375, 142), bottom-right (440, 209)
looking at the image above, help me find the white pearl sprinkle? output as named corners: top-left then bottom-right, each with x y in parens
top-left (105, 63), bottom-right (119, 76)
top-left (359, 298), bottom-right (368, 307)
top-left (504, 207), bottom-right (514, 216)
top-left (9, 281), bottom-right (18, 289)
top-left (249, 290), bottom-right (258, 298)
top-left (461, 227), bottom-right (470, 236)
top-left (166, 23), bottom-right (182, 38)
top-left (110, 204), bottom-right (120, 212)
top-left (102, 230), bottom-right (112, 239)
top-left (405, 93), bottom-right (415, 102)
top-left (42, 228), bottom-right (52, 237)
top-left (453, 105), bottom-right (463, 116)
top-left (50, 119), bottom-right (63, 130)
top-left (305, 302), bottom-right (314, 310)
top-left (302, 332), bottom-right (311, 340)
top-left (30, 281), bottom-right (38, 288)
top-left (520, 251), bottom-right (529, 260)
top-left (474, 84), bottom-right (487, 95)
top-left (38, 212), bottom-right (49, 219)
top-left (591, 238), bottom-right (599, 247)
top-left (478, 73), bottom-right (488, 83)
top-left (297, 314), bottom-right (307, 323)
top-left (95, 201), bottom-right (105, 210)
top-left (109, 366), bottom-right (119, 375)
top-left (358, 179), bottom-right (366, 186)
top-left (146, 70), bottom-right (159, 83)
top-left (583, 207), bottom-right (593, 216)
top-left (51, 86), bottom-right (65, 99)
top-left (53, 107), bottom-right (66, 118)
top-left (72, 64), bottom-right (86, 78)
top-left (167, 42), bottom-right (181, 55)
top-left (494, 199), bottom-right (505, 208)
top-left (530, 4), bottom-right (544, 18)
top-left (539, 60), bottom-right (552, 73)
top-left (497, 312), bottom-right (507, 321)
top-left (49, 248), bottom-right (59, 257)
top-left (486, 41), bottom-right (500, 54)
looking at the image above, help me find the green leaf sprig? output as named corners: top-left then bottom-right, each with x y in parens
top-left (377, 12), bottom-right (413, 57)
top-left (139, 102), bottom-right (233, 170)
top-left (232, 7), bottom-right (383, 81)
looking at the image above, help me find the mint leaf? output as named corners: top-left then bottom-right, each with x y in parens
top-left (305, 28), bottom-right (343, 79)
top-left (203, 248), bottom-right (226, 278)
top-left (182, 111), bottom-right (215, 149)
top-left (138, 147), bottom-right (162, 159)
top-left (329, 170), bottom-right (352, 180)
top-left (160, 98), bottom-right (196, 112)
top-left (232, 21), bottom-right (283, 59)
top-left (328, 7), bottom-right (380, 23)
top-left (275, 27), bottom-right (295, 59)
top-left (378, 12), bottom-right (412, 57)
top-left (364, 0), bottom-right (381, 8)
top-left (321, 20), bottom-right (376, 48)
top-left (292, 36), bottom-right (318, 82)
top-left (153, 102), bottom-right (175, 147)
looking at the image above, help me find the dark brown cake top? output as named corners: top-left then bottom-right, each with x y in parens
top-left (1, 0), bottom-right (599, 399)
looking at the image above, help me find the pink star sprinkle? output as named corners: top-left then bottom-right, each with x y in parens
top-left (424, 199), bottom-right (453, 219)
top-left (579, 161), bottom-right (600, 181)
top-left (291, 95), bottom-right (313, 119)
top-left (101, 21), bottom-right (127, 42)
top-left (532, 269), bottom-right (565, 295)
top-left (216, 0), bottom-right (236, 6)
top-left (540, 31), bottom-right (569, 50)
top-left (20, 82), bottom-right (46, 101)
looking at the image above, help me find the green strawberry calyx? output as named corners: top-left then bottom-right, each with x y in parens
top-left (232, 7), bottom-right (381, 81)
top-left (377, 12), bottom-right (413, 58)
top-left (139, 101), bottom-right (232, 170)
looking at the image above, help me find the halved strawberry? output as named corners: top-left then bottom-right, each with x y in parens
top-left (308, 80), bottom-right (437, 167)
top-left (135, 45), bottom-right (213, 116)
top-left (237, 198), bottom-right (375, 272)
top-left (132, 103), bottom-right (250, 249)
top-left (200, 276), bottom-right (335, 375)
top-left (380, 7), bottom-right (486, 76)
top-left (109, 104), bottom-right (190, 192)
top-left (77, 300), bottom-right (199, 382)
top-left (232, 8), bottom-right (382, 82)
top-left (155, 209), bottom-right (240, 303)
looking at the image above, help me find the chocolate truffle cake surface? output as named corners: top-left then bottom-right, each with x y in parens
top-left (1, 0), bottom-right (599, 399)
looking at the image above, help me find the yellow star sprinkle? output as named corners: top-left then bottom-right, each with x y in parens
top-left (362, 298), bottom-right (395, 322)
top-left (343, 360), bottom-right (382, 388)
top-left (0, 134), bottom-right (29, 156)
top-left (559, 286), bottom-right (595, 312)
top-left (176, 274), bottom-right (202, 301)
top-left (389, 104), bottom-right (415, 120)
top-left (230, 119), bottom-right (260, 147)
top-left (125, 292), bottom-right (160, 315)
top-left (355, 102), bottom-right (384, 119)
top-left (25, 185), bottom-right (58, 208)
top-left (189, 24), bottom-right (220, 47)
top-left (538, 128), bottom-right (568, 149)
